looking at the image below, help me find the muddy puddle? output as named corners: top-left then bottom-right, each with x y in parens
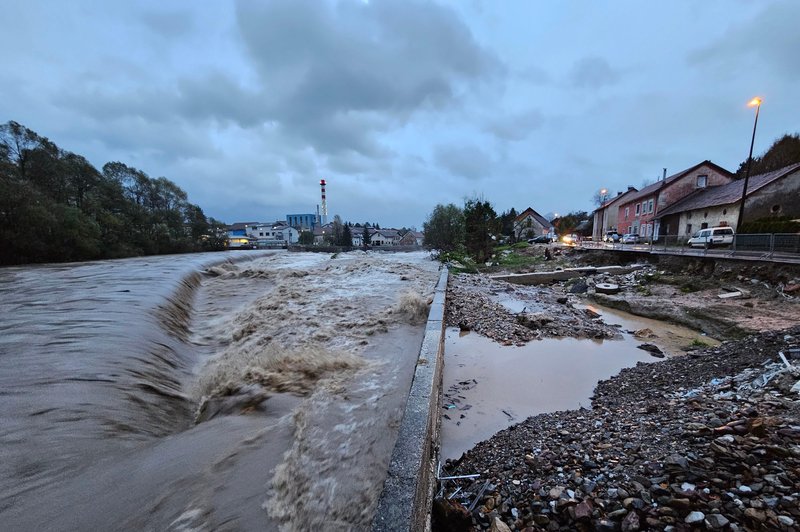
top-left (441, 302), bottom-right (718, 460)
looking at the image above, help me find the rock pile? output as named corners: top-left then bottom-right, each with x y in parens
top-left (438, 327), bottom-right (800, 531)
top-left (446, 274), bottom-right (620, 346)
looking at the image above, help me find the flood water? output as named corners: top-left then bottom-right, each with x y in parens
top-left (441, 302), bottom-right (717, 460)
top-left (0, 250), bottom-right (440, 530)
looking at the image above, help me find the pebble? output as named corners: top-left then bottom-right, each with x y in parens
top-left (685, 511), bottom-right (705, 524)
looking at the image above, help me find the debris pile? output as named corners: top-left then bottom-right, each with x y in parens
top-left (439, 328), bottom-right (800, 531)
top-left (446, 274), bottom-right (621, 346)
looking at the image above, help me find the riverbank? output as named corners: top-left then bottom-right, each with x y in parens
top-left (435, 248), bottom-right (800, 531)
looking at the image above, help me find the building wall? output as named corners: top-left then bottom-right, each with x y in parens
top-left (677, 205), bottom-right (738, 238)
top-left (744, 169), bottom-right (800, 221)
top-left (617, 164), bottom-right (733, 237)
top-left (514, 215), bottom-right (548, 239)
top-left (285, 213), bottom-right (317, 230)
top-left (658, 165), bottom-right (732, 208)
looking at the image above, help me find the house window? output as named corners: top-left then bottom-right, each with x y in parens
top-left (648, 199), bottom-right (654, 213)
top-left (701, 222), bottom-right (708, 229)
top-left (771, 204), bottom-right (781, 213)
top-left (625, 207), bottom-right (629, 219)
top-left (686, 223), bottom-right (692, 235)
top-left (635, 204), bottom-right (640, 216)
top-left (722, 209), bottom-right (727, 215)
top-left (697, 175), bottom-right (708, 188)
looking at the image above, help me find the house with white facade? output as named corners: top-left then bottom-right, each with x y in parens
top-left (656, 163), bottom-right (800, 238)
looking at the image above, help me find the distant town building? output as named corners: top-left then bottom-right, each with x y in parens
top-left (286, 214), bottom-right (318, 230)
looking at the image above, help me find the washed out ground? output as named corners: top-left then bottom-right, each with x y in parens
top-left (437, 243), bottom-right (800, 531)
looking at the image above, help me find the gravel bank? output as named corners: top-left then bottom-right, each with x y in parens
top-left (438, 327), bottom-right (800, 531)
top-left (446, 274), bottom-right (620, 346)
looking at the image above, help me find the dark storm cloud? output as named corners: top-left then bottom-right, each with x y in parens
top-left (234, 0), bottom-right (502, 155)
top-left (567, 56), bottom-right (620, 88)
top-left (687, 1), bottom-right (800, 80)
top-left (434, 143), bottom-right (493, 180)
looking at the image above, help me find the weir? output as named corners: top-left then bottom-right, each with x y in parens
top-left (372, 267), bottom-right (449, 531)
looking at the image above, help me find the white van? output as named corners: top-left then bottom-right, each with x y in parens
top-left (687, 226), bottom-right (735, 248)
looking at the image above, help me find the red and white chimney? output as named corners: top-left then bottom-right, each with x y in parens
top-left (320, 179), bottom-right (328, 226)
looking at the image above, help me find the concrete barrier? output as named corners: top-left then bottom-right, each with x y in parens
top-left (492, 265), bottom-right (643, 285)
top-left (372, 267), bottom-right (449, 532)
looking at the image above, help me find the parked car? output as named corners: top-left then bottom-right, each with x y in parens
top-left (603, 231), bottom-right (621, 243)
top-left (528, 234), bottom-right (553, 244)
top-left (687, 226), bottom-right (735, 248)
top-left (621, 233), bottom-right (640, 244)
top-left (561, 234), bottom-right (579, 246)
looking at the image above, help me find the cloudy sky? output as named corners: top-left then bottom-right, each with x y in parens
top-left (1, 0), bottom-right (797, 228)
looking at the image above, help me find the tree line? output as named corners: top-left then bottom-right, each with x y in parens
top-left (423, 198), bottom-right (591, 263)
top-left (0, 121), bottom-right (227, 265)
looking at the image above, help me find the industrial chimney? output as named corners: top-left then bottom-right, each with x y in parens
top-left (320, 179), bottom-right (328, 226)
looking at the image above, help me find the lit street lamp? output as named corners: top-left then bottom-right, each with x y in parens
top-left (599, 188), bottom-right (608, 236)
top-left (735, 97), bottom-right (762, 233)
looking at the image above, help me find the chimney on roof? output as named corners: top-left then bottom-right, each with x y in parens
top-left (662, 168), bottom-right (667, 181)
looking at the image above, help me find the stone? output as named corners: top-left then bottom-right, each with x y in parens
top-left (637, 343), bottom-right (664, 357)
top-left (621, 511), bottom-right (640, 532)
top-left (490, 517), bottom-right (512, 532)
top-left (574, 500), bottom-right (593, 520)
top-left (685, 511), bottom-right (705, 524)
top-left (743, 508), bottom-right (766, 522)
top-left (778, 516), bottom-right (795, 526)
top-left (705, 514), bottom-right (730, 529)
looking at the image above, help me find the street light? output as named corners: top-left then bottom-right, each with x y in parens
top-left (599, 188), bottom-right (608, 237)
top-left (735, 97), bottom-right (762, 233)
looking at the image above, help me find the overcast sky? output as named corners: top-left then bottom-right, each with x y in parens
top-left (1, 0), bottom-right (797, 228)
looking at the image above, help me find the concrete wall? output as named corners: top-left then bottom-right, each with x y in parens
top-left (372, 268), bottom-right (448, 532)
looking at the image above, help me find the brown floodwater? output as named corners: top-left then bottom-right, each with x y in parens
top-left (441, 302), bottom-right (718, 461)
top-left (0, 250), bottom-right (440, 530)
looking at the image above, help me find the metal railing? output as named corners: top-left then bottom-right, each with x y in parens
top-left (579, 233), bottom-right (800, 261)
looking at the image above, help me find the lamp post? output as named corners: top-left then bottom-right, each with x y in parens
top-left (599, 188), bottom-right (608, 240)
top-left (735, 97), bottom-right (762, 234)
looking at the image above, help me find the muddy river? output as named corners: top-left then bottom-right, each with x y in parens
top-left (0, 250), bottom-right (440, 530)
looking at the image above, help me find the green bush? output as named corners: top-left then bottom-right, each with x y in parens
top-left (740, 216), bottom-right (800, 234)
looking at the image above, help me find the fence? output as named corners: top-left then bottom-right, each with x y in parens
top-left (580, 233), bottom-right (800, 261)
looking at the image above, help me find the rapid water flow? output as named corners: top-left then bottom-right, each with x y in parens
top-left (0, 250), bottom-right (440, 530)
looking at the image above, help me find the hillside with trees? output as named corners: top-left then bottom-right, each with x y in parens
top-left (735, 133), bottom-right (800, 178)
top-left (0, 121), bottom-right (226, 265)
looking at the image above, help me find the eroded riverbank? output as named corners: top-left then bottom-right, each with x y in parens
top-left (435, 250), bottom-right (800, 531)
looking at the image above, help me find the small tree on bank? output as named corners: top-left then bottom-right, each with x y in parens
top-left (298, 230), bottom-right (314, 245)
top-left (423, 203), bottom-right (465, 254)
top-left (362, 224), bottom-right (371, 250)
top-left (464, 197), bottom-right (499, 263)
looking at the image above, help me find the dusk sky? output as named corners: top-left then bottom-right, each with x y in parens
top-left (1, 0), bottom-right (797, 228)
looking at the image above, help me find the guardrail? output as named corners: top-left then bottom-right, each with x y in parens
top-left (580, 233), bottom-right (800, 261)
